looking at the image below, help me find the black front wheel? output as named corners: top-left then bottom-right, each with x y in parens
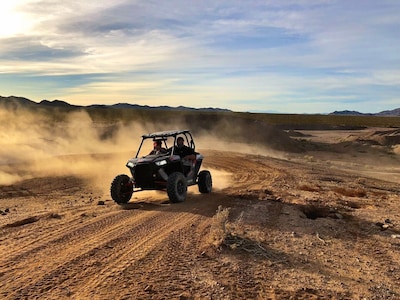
top-left (167, 172), bottom-right (187, 203)
top-left (198, 170), bottom-right (212, 193)
top-left (110, 174), bottom-right (133, 204)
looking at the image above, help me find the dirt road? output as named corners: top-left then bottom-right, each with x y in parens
top-left (1, 146), bottom-right (400, 299)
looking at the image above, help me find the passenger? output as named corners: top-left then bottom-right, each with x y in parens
top-left (149, 140), bottom-right (167, 155)
top-left (173, 136), bottom-right (196, 160)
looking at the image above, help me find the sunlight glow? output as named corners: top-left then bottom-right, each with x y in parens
top-left (0, 2), bottom-right (33, 37)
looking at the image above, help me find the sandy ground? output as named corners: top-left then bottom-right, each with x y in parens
top-left (1, 128), bottom-right (400, 299)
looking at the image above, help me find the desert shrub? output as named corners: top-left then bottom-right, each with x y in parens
top-left (208, 206), bottom-right (251, 251)
top-left (208, 207), bottom-right (273, 258)
top-left (209, 206), bottom-right (231, 248)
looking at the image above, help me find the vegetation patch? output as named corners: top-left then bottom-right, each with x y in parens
top-left (208, 206), bottom-right (231, 248)
top-left (207, 206), bottom-right (277, 260)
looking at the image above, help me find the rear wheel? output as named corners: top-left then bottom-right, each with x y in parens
top-left (110, 174), bottom-right (133, 204)
top-left (198, 170), bottom-right (212, 193)
top-left (167, 172), bottom-right (187, 203)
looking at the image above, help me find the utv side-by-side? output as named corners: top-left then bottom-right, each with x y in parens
top-left (110, 130), bottom-right (212, 204)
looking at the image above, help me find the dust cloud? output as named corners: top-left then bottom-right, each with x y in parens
top-left (204, 168), bottom-right (231, 191)
top-left (0, 109), bottom-right (148, 188)
top-left (0, 108), bottom-right (292, 195)
top-left (2, 107), bottom-right (399, 198)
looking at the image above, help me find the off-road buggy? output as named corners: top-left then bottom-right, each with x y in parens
top-left (110, 130), bottom-right (212, 204)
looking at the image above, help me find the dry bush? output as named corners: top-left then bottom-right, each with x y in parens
top-left (208, 206), bottom-right (247, 247)
top-left (332, 187), bottom-right (367, 197)
top-left (208, 206), bottom-right (231, 248)
top-left (207, 207), bottom-right (274, 259)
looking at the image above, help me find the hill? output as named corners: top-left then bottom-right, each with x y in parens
top-left (0, 96), bottom-right (230, 113)
top-left (330, 108), bottom-right (400, 116)
top-left (376, 108), bottom-right (400, 116)
top-left (1, 96), bottom-right (400, 131)
top-left (0, 96), bottom-right (37, 109)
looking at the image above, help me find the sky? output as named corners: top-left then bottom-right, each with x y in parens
top-left (0, 0), bottom-right (399, 114)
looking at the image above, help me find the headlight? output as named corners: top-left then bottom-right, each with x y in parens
top-left (155, 160), bottom-right (167, 166)
top-left (126, 161), bottom-right (135, 168)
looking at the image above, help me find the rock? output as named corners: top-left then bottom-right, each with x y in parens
top-left (335, 213), bottom-right (344, 219)
top-left (49, 213), bottom-right (62, 219)
top-left (376, 221), bottom-right (393, 230)
top-left (97, 200), bottom-right (105, 205)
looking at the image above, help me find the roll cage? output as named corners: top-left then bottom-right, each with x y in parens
top-left (135, 129), bottom-right (195, 158)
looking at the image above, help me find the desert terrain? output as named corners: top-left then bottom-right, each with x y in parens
top-left (1, 108), bottom-right (400, 299)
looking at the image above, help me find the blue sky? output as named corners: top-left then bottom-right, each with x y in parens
top-left (0, 0), bottom-right (399, 113)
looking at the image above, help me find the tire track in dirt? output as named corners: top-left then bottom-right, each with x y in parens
top-left (2, 203), bottom-right (209, 299)
top-left (86, 202), bottom-right (225, 299)
top-left (1, 209), bottom-right (133, 262)
top-left (208, 152), bottom-right (295, 200)
top-left (76, 211), bottom-right (204, 299)
top-left (0, 209), bottom-right (160, 298)
top-left (2, 208), bottom-right (116, 260)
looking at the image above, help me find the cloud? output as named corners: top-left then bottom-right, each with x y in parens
top-left (0, 0), bottom-right (399, 113)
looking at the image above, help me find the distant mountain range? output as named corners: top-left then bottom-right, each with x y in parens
top-left (1, 95), bottom-right (399, 116)
top-left (329, 108), bottom-right (400, 116)
top-left (0, 96), bottom-right (231, 112)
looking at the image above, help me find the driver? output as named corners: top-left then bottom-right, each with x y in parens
top-left (149, 139), bottom-right (167, 155)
